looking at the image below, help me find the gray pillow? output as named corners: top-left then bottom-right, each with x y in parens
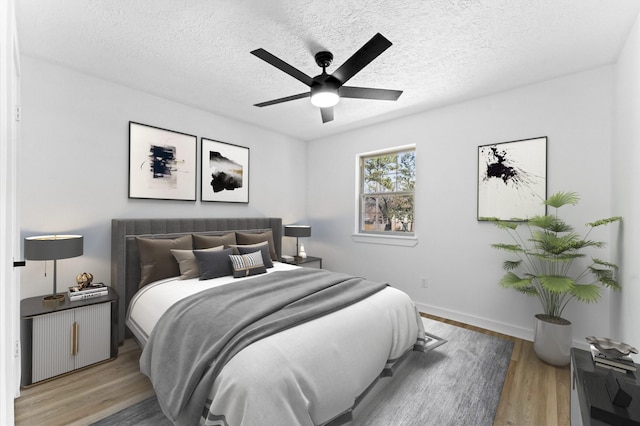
top-left (136, 235), bottom-right (193, 288)
top-left (230, 241), bottom-right (273, 268)
top-left (229, 250), bottom-right (267, 278)
top-left (171, 246), bottom-right (224, 279)
top-left (194, 248), bottom-right (234, 280)
top-left (193, 233), bottom-right (237, 249)
top-left (235, 231), bottom-right (277, 261)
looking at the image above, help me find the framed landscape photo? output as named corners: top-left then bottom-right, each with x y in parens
top-left (128, 122), bottom-right (197, 201)
top-left (201, 138), bottom-right (249, 203)
top-left (477, 137), bottom-right (547, 221)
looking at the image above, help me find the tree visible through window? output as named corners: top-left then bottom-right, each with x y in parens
top-left (359, 146), bottom-right (415, 234)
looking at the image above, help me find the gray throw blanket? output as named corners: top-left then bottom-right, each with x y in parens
top-left (139, 268), bottom-right (388, 425)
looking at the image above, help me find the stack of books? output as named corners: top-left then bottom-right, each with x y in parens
top-left (68, 282), bottom-right (108, 301)
top-left (590, 345), bottom-right (637, 374)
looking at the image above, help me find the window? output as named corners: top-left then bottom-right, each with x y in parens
top-left (358, 146), bottom-right (415, 236)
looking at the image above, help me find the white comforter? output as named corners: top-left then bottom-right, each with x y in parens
top-left (127, 263), bottom-right (424, 425)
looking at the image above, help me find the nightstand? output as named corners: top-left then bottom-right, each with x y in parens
top-left (285, 256), bottom-right (323, 269)
top-left (20, 287), bottom-right (118, 386)
top-left (571, 347), bottom-right (640, 425)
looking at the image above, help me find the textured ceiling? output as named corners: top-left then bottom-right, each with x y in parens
top-left (15, 0), bottom-right (640, 141)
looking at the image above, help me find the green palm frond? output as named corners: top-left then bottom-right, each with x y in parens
top-left (499, 272), bottom-right (532, 290)
top-left (491, 243), bottom-right (524, 253)
top-left (527, 215), bottom-right (555, 229)
top-left (569, 240), bottom-right (605, 250)
top-left (593, 258), bottom-right (618, 270)
top-left (544, 191), bottom-right (580, 208)
top-left (529, 252), bottom-right (584, 262)
top-left (538, 275), bottom-right (575, 293)
top-left (494, 221), bottom-right (519, 230)
top-left (570, 283), bottom-right (602, 303)
top-left (587, 216), bottom-right (622, 227)
top-left (518, 286), bottom-right (539, 296)
top-left (480, 217), bottom-right (501, 222)
top-left (502, 260), bottom-right (521, 271)
top-left (530, 231), bottom-right (581, 254)
top-left (588, 267), bottom-right (620, 289)
top-left (499, 273), bottom-right (538, 296)
top-left (528, 215), bottom-right (573, 233)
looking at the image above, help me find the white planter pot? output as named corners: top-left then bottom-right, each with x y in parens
top-left (533, 314), bottom-right (572, 366)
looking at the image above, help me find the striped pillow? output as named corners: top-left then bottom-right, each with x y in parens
top-left (229, 250), bottom-right (267, 278)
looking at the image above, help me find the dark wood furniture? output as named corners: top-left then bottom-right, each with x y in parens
top-left (20, 287), bottom-right (118, 386)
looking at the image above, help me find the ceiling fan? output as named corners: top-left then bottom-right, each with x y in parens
top-left (251, 33), bottom-right (403, 123)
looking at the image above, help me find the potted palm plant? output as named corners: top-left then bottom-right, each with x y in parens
top-left (489, 191), bottom-right (621, 366)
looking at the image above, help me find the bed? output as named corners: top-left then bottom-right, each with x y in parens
top-left (111, 217), bottom-right (426, 426)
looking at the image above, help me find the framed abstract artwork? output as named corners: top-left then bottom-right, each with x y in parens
top-left (200, 138), bottom-right (249, 203)
top-left (477, 137), bottom-right (547, 221)
top-left (128, 122), bottom-right (197, 201)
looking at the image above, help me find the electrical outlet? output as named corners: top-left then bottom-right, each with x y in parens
top-left (420, 277), bottom-right (428, 288)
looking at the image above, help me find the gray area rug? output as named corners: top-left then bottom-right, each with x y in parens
top-left (352, 318), bottom-right (513, 425)
top-left (92, 317), bottom-right (512, 426)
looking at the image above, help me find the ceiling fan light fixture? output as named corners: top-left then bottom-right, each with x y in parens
top-left (310, 90), bottom-right (339, 108)
top-left (251, 33), bottom-right (401, 122)
top-left (310, 77), bottom-right (340, 108)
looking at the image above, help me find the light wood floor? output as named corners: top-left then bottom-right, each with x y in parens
top-left (14, 314), bottom-right (570, 426)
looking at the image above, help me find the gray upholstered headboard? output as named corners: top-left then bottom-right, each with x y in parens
top-left (111, 217), bottom-right (282, 344)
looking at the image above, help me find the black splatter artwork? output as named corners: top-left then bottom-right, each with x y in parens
top-left (148, 145), bottom-right (176, 178)
top-left (482, 145), bottom-right (532, 188)
top-left (478, 138), bottom-right (546, 220)
top-left (209, 151), bottom-right (243, 193)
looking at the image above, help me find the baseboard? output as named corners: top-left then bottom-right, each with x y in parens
top-left (414, 301), bottom-right (592, 350)
top-left (415, 301), bottom-right (533, 341)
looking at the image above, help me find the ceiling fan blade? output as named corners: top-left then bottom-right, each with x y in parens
top-left (320, 107), bottom-right (334, 123)
top-left (254, 92), bottom-right (310, 107)
top-left (251, 48), bottom-right (314, 87)
top-left (339, 86), bottom-right (403, 101)
top-left (332, 33), bottom-right (392, 85)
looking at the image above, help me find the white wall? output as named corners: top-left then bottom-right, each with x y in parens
top-left (308, 66), bottom-right (618, 345)
top-left (19, 56), bottom-right (308, 299)
top-left (613, 13), bottom-right (640, 352)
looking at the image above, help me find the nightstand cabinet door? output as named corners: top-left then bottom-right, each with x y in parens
top-left (31, 303), bottom-right (111, 383)
top-left (73, 304), bottom-right (111, 369)
top-left (32, 310), bottom-right (75, 382)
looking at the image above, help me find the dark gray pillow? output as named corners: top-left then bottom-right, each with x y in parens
top-left (229, 251), bottom-right (267, 278)
top-left (194, 248), bottom-right (233, 280)
top-left (193, 233), bottom-right (237, 249)
top-left (136, 235), bottom-right (193, 288)
top-left (230, 241), bottom-right (273, 268)
top-left (171, 246), bottom-right (224, 279)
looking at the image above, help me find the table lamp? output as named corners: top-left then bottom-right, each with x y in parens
top-left (284, 225), bottom-right (311, 258)
top-left (24, 234), bottom-right (83, 306)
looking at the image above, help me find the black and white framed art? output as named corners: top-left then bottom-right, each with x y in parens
top-left (200, 138), bottom-right (249, 203)
top-left (128, 122), bottom-right (197, 201)
top-left (477, 137), bottom-right (547, 221)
